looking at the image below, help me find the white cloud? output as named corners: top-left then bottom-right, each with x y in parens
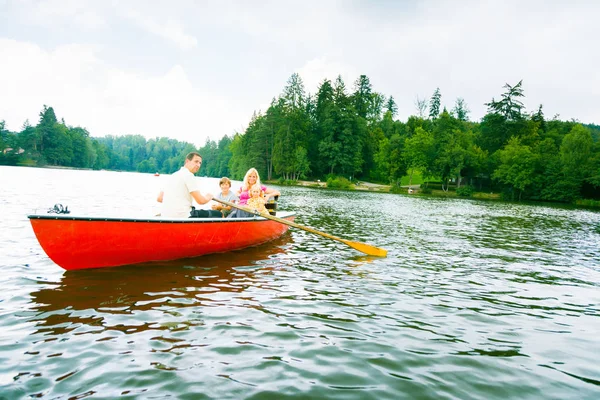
top-left (119, 7), bottom-right (197, 50)
top-left (25, 0), bottom-right (107, 29)
top-left (0, 38), bottom-right (240, 146)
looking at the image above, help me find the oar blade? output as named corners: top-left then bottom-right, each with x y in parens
top-left (344, 240), bottom-right (388, 257)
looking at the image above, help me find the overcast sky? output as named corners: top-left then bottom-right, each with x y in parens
top-left (1, 0), bottom-right (599, 146)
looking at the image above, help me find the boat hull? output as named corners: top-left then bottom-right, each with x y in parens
top-left (28, 213), bottom-right (295, 270)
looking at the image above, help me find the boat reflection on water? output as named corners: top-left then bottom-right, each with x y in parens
top-left (29, 236), bottom-right (292, 335)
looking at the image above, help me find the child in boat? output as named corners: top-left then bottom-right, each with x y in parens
top-left (211, 177), bottom-right (238, 217)
top-left (228, 168), bottom-right (280, 218)
top-left (245, 184), bottom-right (269, 215)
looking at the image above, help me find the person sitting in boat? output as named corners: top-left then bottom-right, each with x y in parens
top-left (228, 168), bottom-right (280, 218)
top-left (245, 184), bottom-right (269, 215)
top-left (211, 177), bottom-right (238, 217)
top-left (156, 152), bottom-right (215, 218)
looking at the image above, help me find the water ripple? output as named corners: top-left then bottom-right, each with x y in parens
top-left (1, 167), bottom-right (600, 399)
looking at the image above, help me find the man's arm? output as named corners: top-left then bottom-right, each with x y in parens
top-left (157, 191), bottom-right (164, 203)
top-left (191, 190), bottom-right (213, 205)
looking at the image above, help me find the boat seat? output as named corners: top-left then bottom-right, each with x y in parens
top-left (265, 195), bottom-right (278, 216)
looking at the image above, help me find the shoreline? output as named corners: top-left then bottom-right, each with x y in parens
top-left (292, 180), bottom-right (393, 192)
top-left (269, 179), bottom-right (505, 201)
top-left (277, 180), bottom-right (599, 208)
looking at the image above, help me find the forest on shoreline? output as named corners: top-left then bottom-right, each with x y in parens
top-left (1, 74), bottom-right (599, 204)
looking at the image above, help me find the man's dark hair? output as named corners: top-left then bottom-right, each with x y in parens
top-left (186, 152), bottom-right (202, 161)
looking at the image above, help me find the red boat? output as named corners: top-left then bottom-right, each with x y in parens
top-left (28, 212), bottom-right (295, 270)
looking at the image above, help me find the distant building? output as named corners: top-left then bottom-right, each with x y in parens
top-left (2, 147), bottom-right (25, 155)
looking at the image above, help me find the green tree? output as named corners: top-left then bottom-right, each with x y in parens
top-left (493, 136), bottom-right (537, 200)
top-left (37, 108), bottom-right (73, 166)
top-left (379, 110), bottom-right (398, 139)
top-left (437, 128), bottom-right (483, 188)
top-left (318, 76), bottom-right (361, 177)
top-left (529, 138), bottom-right (574, 202)
top-left (313, 79), bottom-right (336, 177)
top-left (479, 112), bottom-right (509, 155)
top-left (531, 104), bottom-right (547, 134)
top-left (352, 75), bottom-right (373, 119)
top-left (91, 139), bottom-right (109, 170)
top-left (228, 133), bottom-right (247, 179)
top-left (560, 124), bottom-right (594, 192)
top-left (293, 146), bottom-right (311, 180)
top-left (68, 126), bottom-right (92, 168)
top-left (318, 137), bottom-right (342, 175)
top-left (36, 105), bottom-right (58, 158)
top-left (403, 126), bottom-right (434, 187)
top-left (452, 98), bottom-right (469, 121)
top-left (429, 87), bottom-right (441, 119)
top-left (485, 80), bottom-right (525, 121)
top-left (351, 76), bottom-right (384, 179)
top-left (137, 157), bottom-right (158, 173)
top-left (272, 73), bottom-right (310, 180)
top-left (215, 135), bottom-right (233, 178)
top-left (0, 120), bottom-right (7, 151)
top-left (373, 115), bottom-right (406, 182)
top-left (334, 76), bottom-right (363, 178)
top-left (382, 133), bottom-right (407, 186)
top-left (18, 120), bottom-right (38, 154)
top-left (386, 96), bottom-right (397, 117)
top-left (429, 110), bottom-right (461, 190)
top-left (199, 137), bottom-right (218, 176)
top-left (259, 104), bottom-right (280, 180)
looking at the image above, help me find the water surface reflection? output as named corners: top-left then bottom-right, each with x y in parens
top-left (29, 236), bottom-right (292, 336)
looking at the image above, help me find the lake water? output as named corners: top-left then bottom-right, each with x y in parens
top-left (1, 165), bottom-right (599, 399)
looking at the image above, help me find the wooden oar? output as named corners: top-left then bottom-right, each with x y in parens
top-left (213, 198), bottom-right (388, 257)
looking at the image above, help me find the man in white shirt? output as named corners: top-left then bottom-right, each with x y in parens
top-left (156, 152), bottom-right (213, 218)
